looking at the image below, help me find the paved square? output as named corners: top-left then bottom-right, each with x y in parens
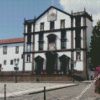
top-left (0, 82), bottom-right (100, 100)
top-left (0, 82), bottom-right (76, 98)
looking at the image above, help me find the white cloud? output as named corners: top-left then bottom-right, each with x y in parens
top-left (59, 0), bottom-right (100, 25)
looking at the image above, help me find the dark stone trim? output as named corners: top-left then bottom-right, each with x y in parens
top-left (23, 26), bottom-right (87, 35)
top-left (72, 12), bottom-right (92, 21)
top-left (23, 35), bottom-right (25, 71)
top-left (38, 40), bottom-right (44, 43)
top-left (83, 15), bottom-right (88, 79)
top-left (23, 48), bottom-right (86, 54)
top-left (32, 25), bottom-right (35, 74)
top-left (84, 12), bottom-right (93, 21)
top-left (24, 19), bottom-right (35, 25)
top-left (71, 14), bottom-right (74, 72)
top-left (35, 6), bottom-right (71, 21)
top-left (24, 7), bottom-right (92, 25)
top-left (24, 6), bottom-right (72, 24)
top-left (60, 39), bottom-right (67, 41)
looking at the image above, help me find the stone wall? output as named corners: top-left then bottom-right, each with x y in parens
top-left (0, 71), bottom-right (72, 82)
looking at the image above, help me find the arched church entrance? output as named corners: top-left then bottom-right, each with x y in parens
top-left (45, 51), bottom-right (58, 74)
top-left (35, 56), bottom-right (44, 75)
top-left (59, 55), bottom-right (70, 75)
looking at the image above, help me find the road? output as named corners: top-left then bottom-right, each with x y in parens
top-left (0, 82), bottom-right (100, 100)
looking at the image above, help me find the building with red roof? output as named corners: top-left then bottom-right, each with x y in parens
top-left (0, 38), bottom-right (24, 71)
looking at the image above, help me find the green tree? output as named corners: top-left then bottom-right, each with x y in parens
top-left (90, 21), bottom-right (100, 68)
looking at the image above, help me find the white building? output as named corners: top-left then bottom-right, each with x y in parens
top-left (0, 38), bottom-right (24, 71)
top-left (23, 6), bottom-right (93, 79)
top-left (0, 6), bottom-right (92, 79)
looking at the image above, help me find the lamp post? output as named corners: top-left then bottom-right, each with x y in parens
top-left (14, 59), bottom-right (19, 83)
top-left (71, 60), bottom-right (76, 82)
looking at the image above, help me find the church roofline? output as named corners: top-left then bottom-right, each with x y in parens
top-left (35, 6), bottom-right (72, 21)
top-left (24, 6), bottom-right (72, 24)
top-left (72, 11), bottom-right (93, 21)
top-left (24, 6), bottom-right (93, 24)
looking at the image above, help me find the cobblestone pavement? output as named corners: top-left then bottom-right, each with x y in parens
top-left (0, 82), bottom-right (100, 100)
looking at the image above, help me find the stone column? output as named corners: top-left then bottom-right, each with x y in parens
top-left (83, 14), bottom-right (88, 79)
top-left (71, 12), bottom-right (74, 74)
top-left (32, 23), bottom-right (35, 74)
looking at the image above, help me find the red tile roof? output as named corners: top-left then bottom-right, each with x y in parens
top-left (0, 38), bottom-right (24, 44)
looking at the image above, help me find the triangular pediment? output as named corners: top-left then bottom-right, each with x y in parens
top-left (35, 6), bottom-right (71, 22)
top-left (25, 6), bottom-right (71, 24)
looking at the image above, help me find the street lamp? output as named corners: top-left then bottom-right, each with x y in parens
top-left (14, 59), bottom-right (19, 83)
top-left (71, 60), bottom-right (76, 82)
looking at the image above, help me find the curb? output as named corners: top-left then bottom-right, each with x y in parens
top-left (82, 81), bottom-right (92, 83)
top-left (29, 83), bottom-right (78, 94)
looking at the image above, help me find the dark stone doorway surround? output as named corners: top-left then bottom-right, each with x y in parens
top-left (45, 51), bottom-right (58, 74)
top-left (35, 56), bottom-right (44, 75)
top-left (59, 55), bottom-right (70, 75)
top-left (35, 53), bottom-right (70, 75)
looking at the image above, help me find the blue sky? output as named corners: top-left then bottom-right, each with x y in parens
top-left (0, 0), bottom-right (60, 39)
top-left (0, 0), bottom-right (99, 39)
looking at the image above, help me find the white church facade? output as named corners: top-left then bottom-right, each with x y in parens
top-left (23, 6), bottom-right (93, 79)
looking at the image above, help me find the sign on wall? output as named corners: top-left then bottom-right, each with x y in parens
top-left (47, 8), bottom-right (57, 22)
